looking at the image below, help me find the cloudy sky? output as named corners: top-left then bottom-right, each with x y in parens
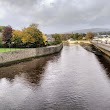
top-left (0, 0), bottom-right (110, 34)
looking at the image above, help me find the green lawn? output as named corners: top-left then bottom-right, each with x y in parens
top-left (0, 48), bottom-right (24, 52)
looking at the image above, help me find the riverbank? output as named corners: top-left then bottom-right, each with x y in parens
top-left (92, 42), bottom-right (110, 56)
top-left (0, 43), bottom-right (63, 67)
top-left (80, 43), bottom-right (93, 52)
top-left (80, 43), bottom-right (110, 62)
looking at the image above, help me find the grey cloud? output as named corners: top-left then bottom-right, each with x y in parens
top-left (1, 0), bottom-right (40, 8)
top-left (0, 0), bottom-right (110, 34)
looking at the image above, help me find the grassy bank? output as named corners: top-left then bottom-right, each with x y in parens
top-left (0, 48), bottom-right (24, 52)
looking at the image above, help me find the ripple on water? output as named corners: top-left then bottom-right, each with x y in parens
top-left (0, 45), bottom-right (110, 110)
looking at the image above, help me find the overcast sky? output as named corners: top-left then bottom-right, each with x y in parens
top-left (0, 0), bottom-right (110, 34)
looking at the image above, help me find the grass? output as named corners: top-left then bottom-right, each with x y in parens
top-left (0, 48), bottom-right (24, 52)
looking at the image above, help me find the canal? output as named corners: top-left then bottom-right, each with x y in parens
top-left (0, 45), bottom-right (110, 110)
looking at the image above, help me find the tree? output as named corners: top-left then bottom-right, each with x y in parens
top-left (60, 34), bottom-right (70, 41)
top-left (21, 31), bottom-right (35, 45)
top-left (74, 33), bottom-right (79, 40)
top-left (22, 24), bottom-right (45, 47)
top-left (52, 34), bottom-right (62, 44)
top-left (70, 33), bottom-right (79, 40)
top-left (85, 32), bottom-right (94, 40)
top-left (1, 23), bottom-right (48, 48)
top-left (70, 33), bottom-right (75, 40)
top-left (2, 26), bottom-right (12, 43)
top-left (11, 30), bottom-right (23, 47)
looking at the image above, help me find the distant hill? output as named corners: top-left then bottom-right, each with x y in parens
top-left (70, 28), bottom-right (110, 33)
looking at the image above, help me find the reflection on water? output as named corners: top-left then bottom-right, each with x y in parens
top-left (0, 53), bottom-right (61, 84)
top-left (97, 56), bottom-right (110, 76)
top-left (0, 45), bottom-right (110, 110)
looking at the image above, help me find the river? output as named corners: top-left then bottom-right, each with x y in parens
top-left (0, 44), bottom-right (110, 110)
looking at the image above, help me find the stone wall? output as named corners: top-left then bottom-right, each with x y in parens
top-left (92, 42), bottom-right (110, 57)
top-left (0, 43), bottom-right (63, 66)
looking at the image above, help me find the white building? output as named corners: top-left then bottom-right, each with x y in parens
top-left (94, 35), bottom-right (110, 44)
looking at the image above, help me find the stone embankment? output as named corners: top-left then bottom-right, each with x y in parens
top-left (0, 43), bottom-right (63, 67)
top-left (92, 42), bottom-right (110, 57)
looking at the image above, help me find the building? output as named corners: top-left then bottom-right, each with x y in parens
top-left (93, 34), bottom-right (110, 44)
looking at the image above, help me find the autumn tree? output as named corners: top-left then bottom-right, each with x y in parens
top-left (85, 32), bottom-right (94, 40)
top-left (11, 30), bottom-right (23, 47)
top-left (22, 24), bottom-right (44, 47)
top-left (2, 26), bottom-right (13, 47)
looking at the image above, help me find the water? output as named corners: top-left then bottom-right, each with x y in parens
top-left (0, 45), bottom-right (110, 110)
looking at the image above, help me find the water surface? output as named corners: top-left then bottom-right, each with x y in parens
top-left (0, 45), bottom-right (110, 110)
